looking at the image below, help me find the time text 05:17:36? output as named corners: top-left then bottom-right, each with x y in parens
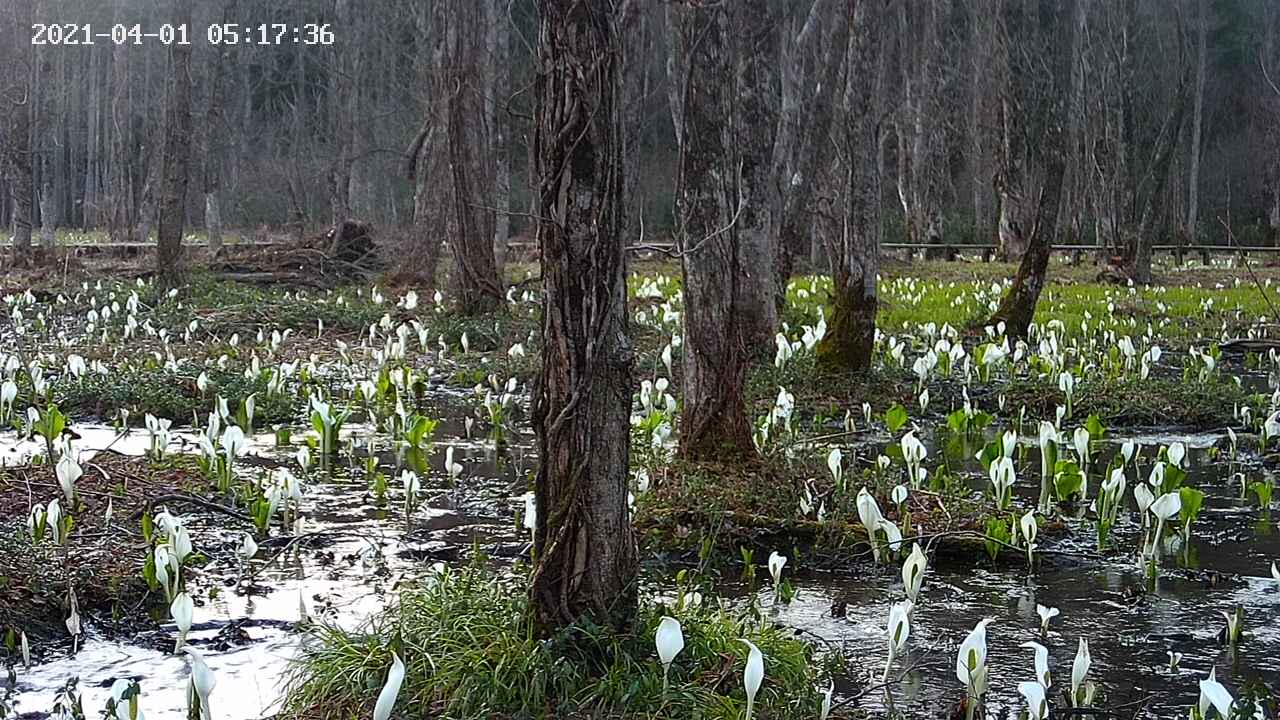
top-left (32, 23), bottom-right (336, 46)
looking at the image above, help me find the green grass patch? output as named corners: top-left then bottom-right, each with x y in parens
top-left (48, 364), bottom-right (296, 425)
top-left (285, 565), bottom-right (838, 720)
top-left (999, 372), bottom-right (1265, 428)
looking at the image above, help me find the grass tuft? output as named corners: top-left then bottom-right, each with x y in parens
top-left (284, 564), bottom-right (837, 719)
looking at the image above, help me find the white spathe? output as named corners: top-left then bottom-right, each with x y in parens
top-left (372, 651), bottom-right (406, 720)
top-left (655, 616), bottom-right (684, 692)
top-left (741, 639), bottom-right (764, 720)
top-left (1020, 641), bottom-right (1051, 688)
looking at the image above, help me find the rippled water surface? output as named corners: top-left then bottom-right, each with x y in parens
top-left (5, 414), bottom-right (1279, 719)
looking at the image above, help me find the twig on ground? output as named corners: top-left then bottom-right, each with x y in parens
top-left (132, 492), bottom-right (256, 524)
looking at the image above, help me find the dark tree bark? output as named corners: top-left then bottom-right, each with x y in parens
top-left (327, 0), bottom-right (356, 231)
top-left (894, 0), bottom-right (948, 250)
top-left (816, 0), bottom-right (881, 372)
top-left (732, 0), bottom-right (780, 350)
top-left (442, 0), bottom-right (504, 315)
top-left (1, 0), bottom-right (34, 265)
top-left (620, 3), bottom-right (653, 247)
top-left (203, 0), bottom-right (234, 258)
top-left (529, 0), bottom-right (637, 632)
top-left (985, 0), bottom-right (1076, 338)
top-left (672, 1), bottom-right (757, 462)
top-left (156, 0), bottom-right (194, 286)
top-left (402, 1), bottom-right (445, 287)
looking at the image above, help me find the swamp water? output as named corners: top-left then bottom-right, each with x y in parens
top-left (4, 412), bottom-right (1279, 718)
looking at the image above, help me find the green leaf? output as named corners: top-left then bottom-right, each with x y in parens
top-left (1178, 487), bottom-right (1205, 526)
top-left (984, 517), bottom-right (1010, 562)
top-left (1162, 464), bottom-right (1187, 495)
top-left (1053, 460), bottom-right (1084, 501)
top-left (1085, 414), bottom-right (1106, 440)
top-left (884, 404), bottom-right (909, 433)
top-left (976, 440), bottom-right (1001, 472)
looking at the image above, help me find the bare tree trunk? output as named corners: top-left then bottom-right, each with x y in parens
top-left (775, 0), bottom-right (845, 308)
top-left (529, 0), bottom-right (637, 633)
top-left (816, 0), bottom-right (880, 372)
top-left (444, 0), bottom-right (503, 315)
top-left (156, 0), bottom-right (194, 286)
top-left (204, 1), bottom-right (233, 258)
top-left (672, 0), bottom-right (756, 462)
top-left (622, 3), bottom-right (653, 246)
top-left (3, 122), bottom-right (34, 264)
top-left (2, 0), bottom-right (34, 265)
top-left (986, 0), bottom-right (1075, 337)
top-left (732, 0), bottom-right (780, 350)
top-left (1185, 0), bottom-right (1207, 244)
top-left (402, 1), bottom-right (444, 287)
top-left (968, 0), bottom-right (991, 244)
top-left (894, 0), bottom-right (947, 250)
top-left (204, 193), bottom-right (222, 254)
top-left (40, 184), bottom-right (55, 252)
top-left (327, 0), bottom-right (355, 230)
top-left (490, 0), bottom-right (511, 276)
top-left (988, 160), bottom-right (1066, 336)
top-left (136, 170), bottom-right (155, 245)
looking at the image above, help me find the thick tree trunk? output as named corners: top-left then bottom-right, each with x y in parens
top-left (443, 0), bottom-right (503, 315)
top-left (816, 0), bottom-right (880, 373)
top-left (988, 158), bottom-right (1065, 337)
top-left (529, 0), bottom-right (637, 632)
top-left (446, 101), bottom-right (503, 314)
top-left (401, 2), bottom-right (445, 287)
top-left (673, 1), bottom-right (756, 462)
top-left (732, 0), bottom-right (780, 350)
top-left (156, 0), bottom-right (193, 287)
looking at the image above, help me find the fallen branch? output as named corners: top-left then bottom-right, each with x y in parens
top-left (132, 492), bottom-right (256, 524)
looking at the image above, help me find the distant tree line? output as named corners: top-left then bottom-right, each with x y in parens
top-left (3, 0), bottom-right (1279, 278)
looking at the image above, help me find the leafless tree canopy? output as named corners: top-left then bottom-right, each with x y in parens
top-left (2, 0), bottom-right (1275, 265)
